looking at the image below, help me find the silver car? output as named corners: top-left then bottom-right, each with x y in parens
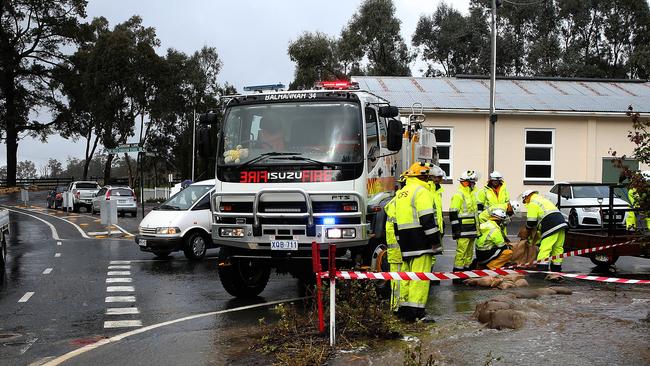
top-left (91, 186), bottom-right (138, 217)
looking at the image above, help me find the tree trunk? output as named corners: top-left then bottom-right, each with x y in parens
top-left (103, 154), bottom-right (114, 184)
top-left (3, 74), bottom-right (19, 187)
top-left (125, 153), bottom-right (134, 187)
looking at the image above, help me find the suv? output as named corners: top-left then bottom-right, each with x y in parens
top-left (91, 186), bottom-right (137, 217)
top-left (68, 181), bottom-right (101, 212)
top-left (135, 180), bottom-right (215, 259)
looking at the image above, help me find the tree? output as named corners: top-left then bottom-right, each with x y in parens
top-left (0, 0), bottom-right (87, 186)
top-left (16, 160), bottom-right (36, 179)
top-left (339, 0), bottom-right (412, 76)
top-left (288, 32), bottom-right (345, 89)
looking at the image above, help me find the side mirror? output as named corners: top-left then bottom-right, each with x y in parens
top-left (197, 128), bottom-right (212, 158)
top-left (379, 106), bottom-right (399, 118)
top-left (386, 119), bottom-right (403, 151)
top-left (199, 112), bottom-right (219, 126)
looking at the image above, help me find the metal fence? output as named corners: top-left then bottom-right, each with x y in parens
top-left (142, 187), bottom-right (171, 201)
top-left (0, 177), bottom-right (73, 190)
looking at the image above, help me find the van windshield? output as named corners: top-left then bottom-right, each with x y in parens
top-left (159, 185), bottom-right (212, 211)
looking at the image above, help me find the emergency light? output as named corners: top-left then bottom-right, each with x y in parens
top-left (315, 80), bottom-right (359, 90)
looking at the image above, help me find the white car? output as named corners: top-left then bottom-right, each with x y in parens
top-left (135, 180), bottom-right (215, 259)
top-left (545, 183), bottom-right (629, 229)
top-left (68, 181), bottom-right (101, 212)
top-left (91, 186), bottom-right (137, 217)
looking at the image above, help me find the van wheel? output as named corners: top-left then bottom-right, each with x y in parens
top-left (183, 232), bottom-right (208, 260)
top-left (218, 249), bottom-right (270, 298)
top-left (1, 234), bottom-right (6, 270)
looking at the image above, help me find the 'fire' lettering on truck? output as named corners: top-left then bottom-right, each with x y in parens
top-left (239, 170), bottom-right (335, 183)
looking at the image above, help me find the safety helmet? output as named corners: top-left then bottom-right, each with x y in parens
top-left (459, 170), bottom-right (478, 182)
top-left (429, 164), bottom-right (446, 178)
top-left (404, 162), bottom-right (431, 177)
top-left (509, 200), bottom-right (522, 214)
top-left (490, 208), bottom-right (507, 220)
top-left (398, 172), bottom-right (407, 184)
top-left (520, 189), bottom-right (537, 200)
top-left (642, 170), bottom-right (650, 180)
top-left (489, 171), bottom-right (503, 181)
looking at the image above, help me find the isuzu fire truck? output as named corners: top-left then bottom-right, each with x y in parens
top-left (200, 81), bottom-right (437, 298)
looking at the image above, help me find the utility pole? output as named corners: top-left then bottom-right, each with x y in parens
top-left (488, 0), bottom-right (499, 174)
top-left (191, 109), bottom-right (196, 182)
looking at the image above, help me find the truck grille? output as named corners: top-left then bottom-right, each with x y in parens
top-left (218, 201), bottom-right (358, 214)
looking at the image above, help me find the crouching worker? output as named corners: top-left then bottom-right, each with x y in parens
top-left (521, 190), bottom-right (568, 272)
top-left (395, 163), bottom-right (442, 323)
top-left (475, 208), bottom-right (512, 269)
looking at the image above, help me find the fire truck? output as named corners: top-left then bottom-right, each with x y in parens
top-left (199, 81), bottom-right (437, 298)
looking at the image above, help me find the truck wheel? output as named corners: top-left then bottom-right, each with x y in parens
top-left (153, 250), bottom-right (172, 259)
top-left (589, 254), bottom-right (619, 267)
top-left (218, 253), bottom-right (271, 298)
top-left (183, 231), bottom-right (207, 260)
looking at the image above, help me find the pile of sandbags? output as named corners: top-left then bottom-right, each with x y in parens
top-left (463, 273), bottom-right (529, 290)
top-left (509, 239), bottom-right (539, 266)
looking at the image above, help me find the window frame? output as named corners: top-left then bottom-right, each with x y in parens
top-left (429, 127), bottom-right (453, 180)
top-left (524, 128), bottom-right (554, 182)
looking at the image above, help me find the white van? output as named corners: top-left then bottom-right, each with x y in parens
top-left (135, 179), bottom-right (216, 260)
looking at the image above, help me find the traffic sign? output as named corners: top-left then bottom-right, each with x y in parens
top-left (107, 146), bottom-right (146, 154)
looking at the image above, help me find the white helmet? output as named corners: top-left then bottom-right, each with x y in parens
top-left (430, 164), bottom-right (446, 178)
top-left (459, 170), bottom-right (478, 182)
top-left (520, 189), bottom-right (537, 200)
top-left (490, 208), bottom-right (507, 220)
top-left (509, 200), bottom-right (521, 214)
top-left (642, 171), bottom-right (650, 180)
top-left (489, 171), bottom-right (503, 181)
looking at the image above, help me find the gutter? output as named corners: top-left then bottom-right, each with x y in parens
top-left (402, 108), bottom-right (650, 118)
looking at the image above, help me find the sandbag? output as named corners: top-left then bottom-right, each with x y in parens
top-left (549, 286), bottom-right (572, 295)
top-left (489, 294), bottom-right (517, 303)
top-left (464, 276), bottom-right (503, 287)
top-left (509, 239), bottom-right (539, 266)
top-left (514, 279), bottom-right (529, 287)
top-left (545, 273), bottom-right (564, 282)
top-left (510, 289), bottom-right (540, 299)
top-left (497, 280), bottom-right (516, 290)
top-left (503, 273), bottom-right (526, 282)
top-left (474, 300), bottom-right (512, 324)
top-left (535, 288), bottom-right (558, 296)
top-left (488, 309), bottom-right (526, 330)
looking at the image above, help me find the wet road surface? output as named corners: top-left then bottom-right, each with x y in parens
top-left (1, 191), bottom-right (649, 365)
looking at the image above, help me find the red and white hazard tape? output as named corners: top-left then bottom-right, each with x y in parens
top-left (504, 238), bottom-right (639, 269)
top-left (319, 269), bottom-right (650, 285)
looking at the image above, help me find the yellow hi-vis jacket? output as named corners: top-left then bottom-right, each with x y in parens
top-left (428, 182), bottom-right (444, 236)
top-left (475, 219), bottom-right (507, 265)
top-left (384, 197), bottom-right (402, 263)
top-left (395, 177), bottom-right (440, 258)
top-left (450, 185), bottom-right (479, 238)
top-left (525, 193), bottom-right (567, 239)
top-left (476, 181), bottom-right (510, 211)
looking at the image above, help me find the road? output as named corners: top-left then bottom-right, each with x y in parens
top-left (0, 191), bottom-right (649, 365)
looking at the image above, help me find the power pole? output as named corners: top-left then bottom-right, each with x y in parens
top-left (191, 109), bottom-right (196, 182)
top-left (488, 0), bottom-right (499, 174)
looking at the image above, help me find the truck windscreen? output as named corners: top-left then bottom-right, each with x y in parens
top-left (219, 102), bottom-right (362, 168)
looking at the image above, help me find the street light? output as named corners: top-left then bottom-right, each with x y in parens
top-left (488, 0), bottom-right (500, 173)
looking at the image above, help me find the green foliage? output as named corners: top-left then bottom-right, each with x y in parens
top-left (613, 109), bottom-right (650, 212)
top-left (402, 340), bottom-right (437, 366)
top-left (16, 161), bottom-right (37, 179)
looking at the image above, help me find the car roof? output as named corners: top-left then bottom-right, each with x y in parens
top-left (191, 179), bottom-right (216, 187)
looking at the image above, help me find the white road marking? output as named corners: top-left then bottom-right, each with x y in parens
top-left (19, 337), bottom-right (38, 355)
top-left (57, 241), bottom-right (62, 246)
top-left (87, 230), bottom-right (122, 236)
top-left (18, 292), bottom-right (35, 303)
top-left (105, 296), bottom-right (136, 303)
top-left (106, 286), bottom-right (135, 292)
top-left (0, 206), bottom-right (63, 241)
top-left (54, 253), bottom-right (61, 258)
top-left (106, 278), bottom-right (132, 283)
top-left (113, 224), bottom-right (135, 236)
top-left (107, 271), bottom-right (131, 276)
top-left (106, 307), bottom-right (140, 315)
top-left (42, 268), bottom-right (53, 275)
top-left (109, 257), bottom-right (219, 264)
top-left (103, 320), bottom-right (142, 328)
top-left (43, 297), bottom-right (308, 366)
top-left (107, 265), bottom-right (131, 270)
top-left (18, 207), bottom-right (91, 239)
top-left (110, 260), bottom-right (131, 265)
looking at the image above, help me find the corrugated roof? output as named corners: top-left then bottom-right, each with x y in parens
top-left (352, 76), bottom-right (650, 114)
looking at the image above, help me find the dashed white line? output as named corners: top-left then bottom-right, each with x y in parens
top-left (110, 260), bottom-right (132, 265)
top-left (108, 265), bottom-right (131, 270)
top-left (106, 307), bottom-right (140, 315)
top-left (18, 292), bottom-right (35, 303)
top-left (57, 241), bottom-right (62, 246)
top-left (42, 268), bottom-right (53, 275)
top-left (103, 320), bottom-right (142, 328)
top-left (87, 230), bottom-right (122, 236)
top-left (54, 253), bottom-right (61, 258)
top-left (106, 278), bottom-right (132, 283)
top-left (106, 286), bottom-right (135, 292)
top-left (107, 271), bottom-right (131, 276)
top-left (105, 296), bottom-right (136, 303)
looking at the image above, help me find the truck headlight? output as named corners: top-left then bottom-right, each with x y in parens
top-left (326, 228), bottom-right (355, 239)
top-left (156, 227), bottom-right (180, 235)
top-left (220, 227), bottom-right (245, 237)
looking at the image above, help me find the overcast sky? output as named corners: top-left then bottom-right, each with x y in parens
top-left (2, 0), bottom-right (470, 169)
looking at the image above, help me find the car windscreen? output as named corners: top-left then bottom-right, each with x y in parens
top-left (76, 182), bottom-right (99, 189)
top-left (159, 185), bottom-right (212, 210)
top-left (572, 186), bottom-right (611, 199)
top-left (110, 188), bottom-right (133, 197)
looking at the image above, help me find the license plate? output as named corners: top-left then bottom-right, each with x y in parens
top-left (139, 239), bottom-right (147, 247)
top-left (270, 240), bottom-right (298, 250)
top-left (118, 200), bottom-right (126, 203)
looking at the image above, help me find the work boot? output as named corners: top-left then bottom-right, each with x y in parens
top-left (550, 263), bottom-right (562, 273)
top-left (397, 306), bottom-right (417, 323)
top-left (414, 309), bottom-right (436, 323)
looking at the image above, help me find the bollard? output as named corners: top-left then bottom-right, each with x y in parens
top-left (311, 242), bottom-right (324, 334)
top-left (328, 243), bottom-right (336, 346)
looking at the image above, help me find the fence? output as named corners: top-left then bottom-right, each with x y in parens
top-left (0, 177), bottom-right (73, 190)
top-left (142, 187), bottom-right (171, 201)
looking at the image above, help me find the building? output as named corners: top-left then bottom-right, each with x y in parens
top-left (352, 75), bottom-right (650, 204)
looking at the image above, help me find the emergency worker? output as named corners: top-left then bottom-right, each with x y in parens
top-left (521, 190), bottom-right (568, 272)
top-left (476, 171), bottom-right (510, 212)
top-left (475, 208), bottom-right (513, 269)
top-left (385, 173), bottom-right (407, 312)
top-left (626, 171), bottom-right (650, 231)
top-left (258, 117), bottom-right (285, 150)
top-left (450, 170), bottom-right (479, 272)
top-left (395, 162), bottom-right (441, 322)
top-left (424, 163), bottom-right (446, 239)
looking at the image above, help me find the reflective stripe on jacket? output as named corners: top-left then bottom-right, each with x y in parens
top-left (428, 182), bottom-right (444, 235)
top-left (395, 177), bottom-right (440, 258)
top-left (475, 219), bottom-right (506, 264)
top-left (525, 193), bottom-right (567, 238)
top-left (384, 197), bottom-right (402, 263)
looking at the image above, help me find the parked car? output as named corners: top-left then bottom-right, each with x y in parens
top-left (545, 182), bottom-right (630, 229)
top-left (68, 181), bottom-right (101, 212)
top-left (91, 186), bottom-right (137, 217)
top-left (135, 180), bottom-right (215, 260)
top-left (46, 185), bottom-right (68, 209)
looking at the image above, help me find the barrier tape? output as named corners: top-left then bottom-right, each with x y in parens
top-left (318, 269), bottom-right (650, 285)
top-left (504, 238), bottom-right (640, 269)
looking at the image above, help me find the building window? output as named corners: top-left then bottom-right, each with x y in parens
top-left (431, 127), bottom-right (452, 179)
top-left (524, 129), bottom-right (554, 181)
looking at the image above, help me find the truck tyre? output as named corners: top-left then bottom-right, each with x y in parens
top-left (183, 231), bottom-right (208, 260)
top-left (589, 254), bottom-right (619, 267)
top-left (218, 251), bottom-right (270, 298)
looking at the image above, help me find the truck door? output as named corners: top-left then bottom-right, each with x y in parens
top-left (365, 106), bottom-right (380, 171)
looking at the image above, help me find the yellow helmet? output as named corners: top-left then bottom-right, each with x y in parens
top-left (398, 172), bottom-right (408, 183)
top-left (404, 162), bottom-right (431, 177)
